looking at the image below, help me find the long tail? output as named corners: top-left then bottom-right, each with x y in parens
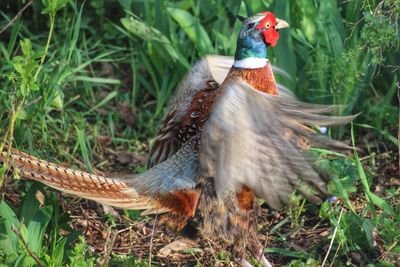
top-left (0, 148), bottom-right (160, 210)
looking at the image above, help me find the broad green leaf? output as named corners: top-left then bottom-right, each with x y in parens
top-left (26, 205), bottom-right (53, 255)
top-left (369, 193), bottom-right (398, 219)
top-left (0, 201), bottom-right (20, 254)
top-left (51, 237), bottom-right (67, 266)
top-left (13, 253), bottom-right (27, 267)
top-left (19, 183), bottom-right (42, 225)
top-left (16, 108), bottom-right (28, 120)
top-left (271, 1), bottom-right (296, 88)
top-left (167, 7), bottom-right (213, 55)
top-left (51, 91), bottom-right (64, 110)
top-left (42, 0), bottom-right (68, 15)
top-left (20, 39), bottom-right (32, 56)
top-left (319, 201), bottom-right (333, 219)
top-left (330, 175), bottom-right (356, 213)
top-left (362, 219), bottom-right (375, 248)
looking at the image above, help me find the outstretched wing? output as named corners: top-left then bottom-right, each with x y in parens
top-left (148, 55), bottom-right (289, 167)
top-left (199, 78), bottom-right (355, 210)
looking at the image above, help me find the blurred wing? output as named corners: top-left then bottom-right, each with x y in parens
top-left (148, 55), bottom-right (290, 167)
top-left (199, 79), bottom-right (355, 210)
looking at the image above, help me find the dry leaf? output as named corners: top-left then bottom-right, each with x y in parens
top-left (158, 239), bottom-right (197, 260)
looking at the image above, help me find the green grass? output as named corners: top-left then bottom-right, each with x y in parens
top-left (0, 0), bottom-right (399, 266)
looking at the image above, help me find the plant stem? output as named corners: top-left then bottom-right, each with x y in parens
top-left (11, 226), bottom-right (45, 267)
top-left (35, 13), bottom-right (56, 79)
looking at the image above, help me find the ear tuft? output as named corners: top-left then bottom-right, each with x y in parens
top-left (237, 15), bottom-right (246, 22)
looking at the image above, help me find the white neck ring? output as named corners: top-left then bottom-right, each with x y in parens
top-left (233, 57), bottom-right (268, 69)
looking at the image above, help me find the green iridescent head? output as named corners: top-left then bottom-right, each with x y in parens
top-left (234, 12), bottom-right (289, 63)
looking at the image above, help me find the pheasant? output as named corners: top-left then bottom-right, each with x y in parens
top-left (0, 12), bottom-right (355, 266)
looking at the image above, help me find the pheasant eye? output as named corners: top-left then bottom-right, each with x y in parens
top-left (265, 22), bottom-right (270, 28)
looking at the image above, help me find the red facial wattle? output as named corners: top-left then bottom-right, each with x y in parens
top-left (262, 29), bottom-right (279, 47)
top-left (255, 12), bottom-right (280, 47)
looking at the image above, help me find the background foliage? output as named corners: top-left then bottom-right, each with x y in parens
top-left (0, 0), bottom-right (398, 266)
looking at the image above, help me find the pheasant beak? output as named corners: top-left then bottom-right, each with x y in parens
top-left (275, 18), bottom-right (289, 30)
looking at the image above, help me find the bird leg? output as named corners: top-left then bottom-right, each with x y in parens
top-left (230, 213), bottom-right (254, 267)
top-left (248, 234), bottom-right (273, 267)
top-left (251, 249), bottom-right (273, 267)
top-left (230, 191), bottom-right (274, 267)
top-left (232, 230), bottom-right (249, 266)
top-left (235, 258), bottom-right (254, 267)
top-left (232, 233), bottom-right (273, 267)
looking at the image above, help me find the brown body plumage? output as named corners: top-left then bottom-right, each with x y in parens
top-left (228, 64), bottom-right (278, 95)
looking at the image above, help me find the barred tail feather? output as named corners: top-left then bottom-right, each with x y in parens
top-left (0, 149), bottom-right (161, 210)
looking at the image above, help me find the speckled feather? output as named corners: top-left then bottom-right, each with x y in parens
top-left (147, 58), bottom-right (220, 168)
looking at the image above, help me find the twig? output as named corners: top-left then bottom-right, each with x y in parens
top-left (0, 0), bottom-right (35, 35)
top-left (101, 228), bottom-right (118, 267)
top-left (148, 213), bottom-right (158, 267)
top-left (11, 225), bottom-right (45, 267)
top-left (206, 238), bottom-right (218, 263)
top-left (321, 207), bottom-right (344, 267)
top-left (310, 220), bottom-right (322, 231)
top-left (190, 249), bottom-right (202, 266)
top-left (329, 243), bottom-right (341, 267)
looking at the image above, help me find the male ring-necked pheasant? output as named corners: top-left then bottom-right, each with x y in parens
top-left (1, 12), bottom-right (354, 266)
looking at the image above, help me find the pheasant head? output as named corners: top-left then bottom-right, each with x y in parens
top-left (234, 12), bottom-right (289, 69)
top-left (230, 12), bottom-right (289, 94)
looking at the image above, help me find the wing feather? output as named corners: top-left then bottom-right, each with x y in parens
top-left (148, 57), bottom-right (219, 167)
top-left (199, 79), bottom-right (354, 210)
top-left (148, 55), bottom-right (291, 167)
